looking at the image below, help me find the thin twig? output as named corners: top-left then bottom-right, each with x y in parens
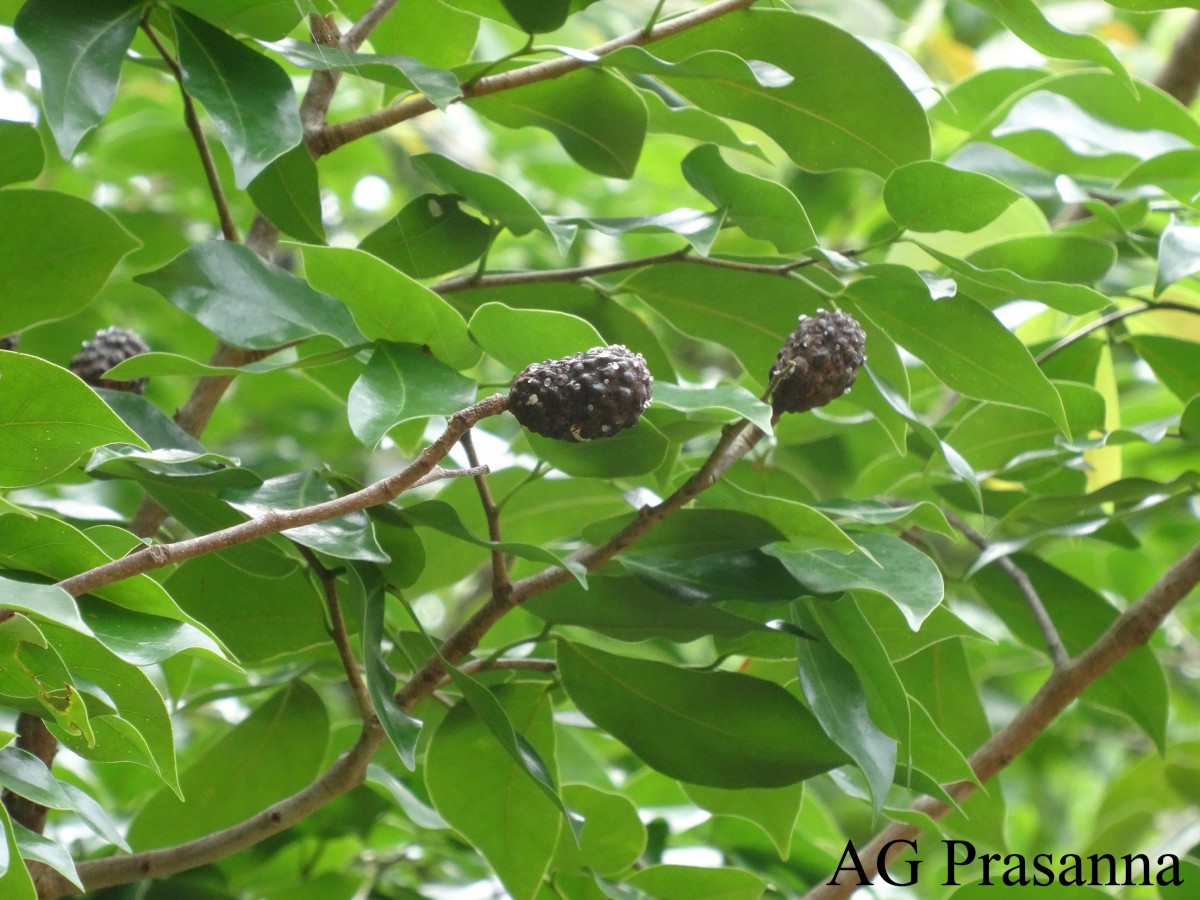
top-left (296, 546), bottom-right (374, 722)
top-left (459, 432), bottom-right (511, 599)
top-left (141, 19), bottom-right (239, 243)
top-left (1035, 300), bottom-right (1200, 364)
top-left (804, 542), bottom-right (1200, 900)
top-left (944, 511), bottom-right (1069, 668)
top-left (56, 396), bottom-right (507, 599)
top-left (430, 249), bottom-right (827, 295)
top-left (312, 0), bottom-right (759, 156)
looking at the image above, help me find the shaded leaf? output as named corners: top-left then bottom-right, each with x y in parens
top-left (247, 143), bottom-right (325, 243)
top-left (358, 194), bottom-right (492, 279)
top-left (0, 121), bottom-right (43, 187)
top-left (469, 303), bottom-right (605, 372)
top-left (884, 161), bottom-right (1023, 233)
top-left (653, 382), bottom-right (773, 434)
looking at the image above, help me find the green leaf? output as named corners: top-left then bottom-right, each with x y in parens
top-left (626, 864), bottom-right (765, 900)
top-left (884, 161), bottom-right (1023, 233)
top-left (620, 550), bottom-right (801, 605)
top-left (550, 208), bottom-right (725, 256)
top-left (1128, 335), bottom-right (1200, 402)
top-left (682, 144), bottom-right (816, 253)
top-left (469, 303), bottom-right (606, 372)
top-left (168, 0), bottom-right (304, 40)
top-left (844, 277), bottom-right (1069, 431)
top-left (501, 0), bottom-right (570, 33)
top-left (470, 68), bottom-right (647, 179)
top-left (136, 241), bottom-right (364, 349)
top-left (85, 445), bottom-right (261, 492)
top-left (338, 0), bottom-right (478, 69)
top-left (653, 10), bottom-right (930, 177)
top-left (361, 571), bottom-right (421, 769)
top-left (11, 822), bottom-right (82, 890)
top-left (653, 382), bottom-right (773, 434)
top-left (640, 88), bottom-right (767, 161)
top-left (261, 38), bottom-right (461, 110)
top-left (0, 191), bottom-right (139, 335)
top-left (524, 574), bottom-right (771, 643)
top-left (358, 194), bottom-right (492, 279)
top-left (553, 783), bottom-right (645, 876)
top-left (348, 343), bottom-right (478, 448)
top-left (0, 121), bottom-right (43, 187)
top-left (0, 352), bottom-right (146, 487)
top-left (127, 681), bottom-right (328, 849)
top-left (0, 579), bottom-right (92, 637)
top-left (967, 0), bottom-right (1130, 86)
top-left (0, 747), bottom-right (73, 810)
top-left (247, 143), bottom-right (325, 243)
top-left (1181, 395), bottom-right (1200, 445)
top-left (793, 606), bottom-right (896, 815)
top-left (682, 782), bottom-right (803, 860)
top-left (166, 554), bottom-right (329, 663)
top-left (14, 0), bottom-right (144, 157)
top-left (624, 264), bottom-right (823, 389)
top-left (524, 419), bottom-right (669, 479)
top-left (425, 684), bottom-right (564, 900)
top-left (170, 8), bottom-right (302, 187)
top-left (0, 804), bottom-right (34, 899)
top-left (767, 533), bottom-right (944, 630)
top-left (223, 471), bottom-right (389, 563)
top-left (1155, 219), bottom-right (1200, 295)
top-left (557, 641), bottom-right (847, 788)
top-left (589, 45), bottom-right (792, 88)
top-left (698, 481), bottom-right (859, 553)
top-left (303, 245), bottom-right (477, 370)
top-left (1115, 148), bottom-right (1200, 207)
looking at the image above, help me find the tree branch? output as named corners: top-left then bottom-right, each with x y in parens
top-left (56, 396), bottom-right (507, 599)
top-left (141, 19), bottom-right (239, 243)
top-left (459, 432), bottom-right (512, 600)
top-left (1034, 300), bottom-right (1200, 364)
top-left (944, 511), bottom-right (1069, 668)
top-left (1155, 12), bottom-right (1200, 105)
top-left (804, 541), bottom-right (1200, 900)
top-left (312, 0), bottom-right (758, 156)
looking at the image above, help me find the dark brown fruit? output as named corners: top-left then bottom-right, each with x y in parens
top-left (69, 326), bottom-right (150, 394)
top-left (509, 345), bottom-right (653, 442)
top-left (769, 309), bottom-right (866, 415)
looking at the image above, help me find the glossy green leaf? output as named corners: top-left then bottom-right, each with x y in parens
top-left (845, 277), bottom-right (1069, 430)
top-left (40, 623), bottom-right (181, 793)
top-left (86, 445), bottom-right (260, 491)
top-left (169, 0), bottom-right (303, 39)
top-left (793, 606), bottom-right (895, 814)
top-left (1181, 395), bottom-right (1200, 445)
top-left (0, 121), bottom-right (43, 187)
top-left (469, 303), bottom-right (605, 372)
top-left (621, 550), bottom-right (801, 605)
top-left (411, 152), bottom-right (554, 239)
top-left (0, 579), bottom-right (91, 637)
top-left (0, 191), bottom-right (139, 335)
top-left (361, 572), bottom-right (421, 769)
top-left (968, 235), bottom-right (1115, 286)
top-left (553, 784), bottom-right (645, 875)
top-left (223, 471), bottom-right (388, 562)
top-left (11, 822), bottom-right (81, 890)
top-left (640, 88), bottom-right (767, 161)
top-left (624, 264), bottom-right (823, 389)
top-left (127, 681), bottom-right (328, 849)
top-left (524, 574), bottom-right (770, 643)
top-left (0, 804), bottom-right (34, 899)
top-left (558, 641), bottom-right (846, 788)
top-left (170, 8), bottom-right (302, 187)
top-left (682, 782), bottom-right (803, 859)
top-left (654, 10), bottom-right (930, 177)
top-left (653, 382), bottom-right (773, 434)
top-left (0, 354), bottom-right (147, 486)
top-left (884, 161), bottom-right (1023, 233)
top-left (262, 38), bottom-right (461, 110)
top-left (303, 245), bottom-right (477, 370)
top-left (551, 208), bottom-right (725, 256)
top-left (1115, 148), bottom-right (1200, 207)
top-left (358, 194), bottom-right (492, 279)
top-left (698, 481), bottom-right (858, 553)
top-left (524, 419), bottom-right (669, 478)
top-left (963, 0), bottom-right (1129, 87)
top-left (470, 68), bottom-right (647, 179)
top-left (247, 143), bottom-right (325, 243)
top-left (14, 0), bottom-right (143, 157)
top-left (1128, 335), bottom-right (1200, 402)
top-left (425, 684), bottom-right (563, 900)
top-left (589, 46), bottom-right (792, 89)
top-left (626, 864), bottom-right (765, 900)
top-left (348, 342), bottom-right (477, 448)
top-left (768, 533), bottom-right (944, 630)
top-left (166, 553), bottom-right (329, 663)
top-left (74, 597), bottom-right (225, 667)
top-left (682, 144), bottom-right (815, 253)
top-left (338, 0), bottom-right (478, 69)
top-left (1155, 220), bottom-right (1200, 295)
top-left (584, 508), bottom-right (786, 559)
top-left (136, 241), bottom-right (364, 349)
top-left (103, 346), bottom-right (363, 380)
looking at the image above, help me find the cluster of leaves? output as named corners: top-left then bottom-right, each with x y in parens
top-left (0, 0), bottom-right (1198, 898)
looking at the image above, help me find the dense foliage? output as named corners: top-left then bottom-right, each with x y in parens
top-left (0, 1), bottom-right (1199, 898)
